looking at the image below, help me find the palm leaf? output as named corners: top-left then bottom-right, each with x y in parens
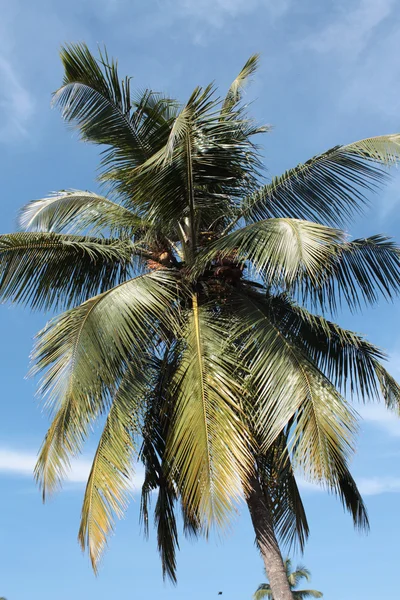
top-left (253, 583), bottom-right (273, 600)
top-left (288, 566), bottom-right (311, 587)
top-left (79, 361), bottom-right (149, 571)
top-left (293, 590), bottom-right (323, 599)
top-left (33, 271), bottom-right (181, 497)
top-left (306, 235), bottom-right (400, 312)
top-left (196, 219), bottom-right (344, 288)
top-left (0, 232), bottom-right (137, 310)
top-left (264, 293), bottom-right (399, 405)
top-left (257, 435), bottom-right (309, 552)
top-left (222, 54), bottom-right (260, 113)
top-left (234, 135), bottom-right (400, 228)
top-left (55, 43), bottom-right (141, 153)
top-left (19, 190), bottom-right (144, 235)
top-left (140, 342), bottom-right (184, 583)
top-left (167, 295), bottom-right (252, 527)
top-left (232, 291), bottom-right (368, 528)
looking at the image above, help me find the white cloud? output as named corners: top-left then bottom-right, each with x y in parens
top-left (296, 477), bottom-right (323, 493)
top-left (305, 0), bottom-right (394, 57)
top-left (0, 56), bottom-right (35, 142)
top-left (357, 476), bottom-right (400, 495)
top-left (358, 403), bottom-right (400, 437)
top-left (297, 472), bottom-right (400, 497)
top-left (0, 448), bottom-right (144, 489)
top-left (177, 0), bottom-right (291, 28)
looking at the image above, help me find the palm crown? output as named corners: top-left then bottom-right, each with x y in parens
top-left (2, 44), bottom-right (400, 592)
top-left (254, 559), bottom-right (322, 599)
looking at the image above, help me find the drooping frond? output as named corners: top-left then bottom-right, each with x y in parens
top-left (140, 342), bottom-right (185, 583)
top-left (0, 232), bottom-right (136, 310)
top-left (197, 218), bottom-right (344, 288)
top-left (79, 361), bottom-right (150, 571)
top-left (33, 271), bottom-right (181, 497)
top-left (257, 435), bottom-right (309, 552)
top-left (264, 293), bottom-right (399, 404)
top-left (222, 54), bottom-right (260, 113)
top-left (306, 235), bottom-right (400, 312)
top-left (19, 190), bottom-right (144, 236)
top-left (231, 291), bottom-right (346, 449)
top-left (167, 295), bottom-right (252, 527)
top-left (232, 291), bottom-right (368, 528)
top-left (235, 135), bottom-right (400, 228)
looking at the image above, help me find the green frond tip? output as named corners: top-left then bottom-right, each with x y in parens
top-left (19, 190), bottom-right (143, 235)
top-left (254, 559), bottom-right (323, 599)
top-left (223, 54), bottom-right (260, 112)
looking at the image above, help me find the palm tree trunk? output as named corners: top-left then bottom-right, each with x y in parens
top-left (246, 471), bottom-right (294, 600)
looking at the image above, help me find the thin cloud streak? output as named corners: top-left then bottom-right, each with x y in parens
top-left (176, 0), bottom-right (291, 28)
top-left (358, 403), bottom-right (400, 437)
top-left (357, 476), bottom-right (400, 496)
top-left (304, 0), bottom-right (394, 57)
top-left (0, 448), bottom-right (144, 489)
top-left (0, 56), bottom-right (35, 142)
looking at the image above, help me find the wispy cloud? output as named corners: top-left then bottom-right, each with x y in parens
top-left (297, 472), bottom-right (400, 496)
top-left (0, 448), bottom-right (144, 489)
top-left (0, 56), bottom-right (35, 143)
top-left (305, 0), bottom-right (394, 57)
top-left (176, 0), bottom-right (291, 28)
top-left (357, 476), bottom-right (400, 495)
top-left (358, 403), bottom-right (400, 437)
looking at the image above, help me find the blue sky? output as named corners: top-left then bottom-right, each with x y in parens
top-left (1, 0), bottom-right (400, 598)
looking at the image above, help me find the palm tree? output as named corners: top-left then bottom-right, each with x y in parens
top-left (254, 559), bottom-right (322, 599)
top-left (1, 44), bottom-right (400, 600)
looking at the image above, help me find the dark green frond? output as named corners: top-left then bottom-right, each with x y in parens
top-left (0, 232), bottom-right (137, 310)
top-left (264, 293), bottom-right (392, 401)
top-left (307, 235), bottom-right (400, 312)
top-left (257, 436), bottom-right (309, 552)
top-left (236, 135), bottom-right (400, 228)
top-left (140, 341), bottom-right (183, 583)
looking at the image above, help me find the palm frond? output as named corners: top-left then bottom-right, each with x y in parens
top-left (0, 232), bottom-right (137, 310)
top-left (257, 435), bottom-right (309, 552)
top-left (167, 295), bottom-right (252, 527)
top-left (33, 271), bottom-right (181, 497)
top-left (232, 291), bottom-right (368, 527)
top-left (19, 190), bottom-right (144, 236)
top-left (235, 135), bottom-right (400, 228)
top-left (140, 341), bottom-right (185, 583)
top-left (253, 583), bottom-right (272, 600)
top-left (264, 293), bottom-right (398, 404)
top-left (55, 43), bottom-right (140, 152)
top-left (79, 361), bottom-right (149, 571)
top-left (222, 54), bottom-right (260, 113)
top-left (306, 235), bottom-right (400, 312)
top-left (293, 590), bottom-right (323, 599)
top-left (289, 566), bottom-right (311, 587)
top-left (196, 219), bottom-right (344, 288)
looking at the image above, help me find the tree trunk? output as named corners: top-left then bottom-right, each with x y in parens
top-left (245, 471), bottom-right (294, 600)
